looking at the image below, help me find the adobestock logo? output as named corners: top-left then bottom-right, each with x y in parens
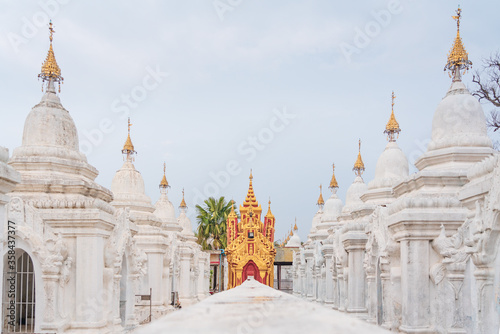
top-left (79, 65), bottom-right (169, 156)
top-left (339, 0), bottom-right (403, 64)
top-left (190, 107), bottom-right (296, 205)
top-left (7, 0), bottom-right (72, 53)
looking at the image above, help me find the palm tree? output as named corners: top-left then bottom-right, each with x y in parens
top-left (195, 197), bottom-right (235, 250)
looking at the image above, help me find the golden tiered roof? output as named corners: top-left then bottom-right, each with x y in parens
top-left (160, 162), bottom-right (170, 189)
top-left (317, 185), bottom-right (325, 206)
top-left (384, 91), bottom-right (401, 142)
top-left (38, 21), bottom-right (63, 92)
top-left (240, 170), bottom-right (262, 218)
top-left (180, 189), bottom-right (187, 208)
top-left (353, 139), bottom-right (365, 177)
top-left (329, 163), bottom-right (338, 189)
top-left (444, 7), bottom-right (472, 79)
top-left (122, 118), bottom-right (136, 156)
top-left (243, 170), bottom-right (258, 207)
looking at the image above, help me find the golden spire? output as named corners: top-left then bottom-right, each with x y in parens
top-left (122, 118), bottom-right (136, 158)
top-left (159, 162), bottom-right (170, 189)
top-left (179, 189), bottom-right (188, 209)
top-left (243, 170), bottom-right (258, 207)
top-left (353, 139), bottom-right (365, 177)
top-left (265, 198), bottom-right (274, 218)
top-left (317, 185), bottom-right (325, 206)
top-left (444, 6), bottom-right (472, 81)
top-left (289, 229), bottom-right (293, 237)
top-left (384, 91), bottom-right (401, 142)
top-left (329, 163), bottom-right (339, 189)
top-left (38, 20), bottom-right (63, 93)
top-left (228, 199), bottom-right (237, 218)
top-left (293, 218), bottom-right (298, 231)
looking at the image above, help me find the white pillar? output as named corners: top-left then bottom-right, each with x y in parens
top-left (179, 248), bottom-right (193, 305)
top-left (324, 246), bottom-right (334, 306)
top-left (343, 232), bottom-right (368, 316)
top-left (399, 239), bottom-right (430, 333)
top-left (75, 236), bottom-right (105, 324)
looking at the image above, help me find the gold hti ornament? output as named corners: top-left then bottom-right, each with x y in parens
top-left (353, 139), bottom-right (365, 177)
top-left (384, 91), bottom-right (401, 142)
top-left (159, 162), bottom-right (170, 191)
top-left (122, 118), bottom-right (136, 160)
top-left (317, 184), bottom-right (324, 208)
top-left (444, 6), bottom-right (472, 81)
top-left (329, 163), bottom-right (339, 190)
top-left (38, 20), bottom-right (63, 93)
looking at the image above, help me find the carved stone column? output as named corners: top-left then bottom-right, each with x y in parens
top-left (337, 263), bottom-right (346, 312)
top-left (379, 257), bottom-right (395, 329)
top-left (365, 265), bottom-right (376, 324)
top-left (399, 239), bottom-right (431, 333)
top-left (323, 244), bottom-right (334, 306)
top-left (445, 262), bottom-right (467, 334)
top-left (472, 265), bottom-right (495, 334)
top-left (342, 232), bottom-right (368, 316)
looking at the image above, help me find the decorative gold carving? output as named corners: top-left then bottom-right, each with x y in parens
top-left (226, 173), bottom-right (276, 289)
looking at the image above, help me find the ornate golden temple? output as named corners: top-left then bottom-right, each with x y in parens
top-left (226, 171), bottom-right (276, 289)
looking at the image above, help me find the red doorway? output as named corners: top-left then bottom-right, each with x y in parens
top-left (242, 261), bottom-right (262, 283)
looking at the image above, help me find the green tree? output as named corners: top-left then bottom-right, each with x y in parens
top-left (195, 197), bottom-right (235, 250)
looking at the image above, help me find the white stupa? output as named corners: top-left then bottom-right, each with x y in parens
top-left (321, 164), bottom-right (343, 223)
top-left (286, 222), bottom-right (301, 248)
top-left (153, 163), bottom-right (180, 230)
top-left (177, 189), bottom-right (195, 237)
top-left (362, 92), bottom-right (409, 205)
top-left (342, 140), bottom-right (368, 214)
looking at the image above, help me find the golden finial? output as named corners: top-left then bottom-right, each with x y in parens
top-left (353, 139), bottom-right (365, 177)
top-left (38, 20), bottom-right (63, 93)
top-left (384, 91), bottom-right (401, 142)
top-left (243, 169), bottom-right (259, 208)
top-left (228, 199), bottom-right (237, 218)
top-left (265, 197), bottom-right (274, 218)
top-left (444, 6), bottom-right (472, 81)
top-left (289, 230), bottom-right (293, 237)
top-left (122, 118), bottom-right (136, 158)
top-left (293, 218), bottom-right (298, 231)
top-left (179, 188), bottom-right (187, 208)
top-left (329, 163), bottom-right (339, 189)
top-left (160, 162), bottom-right (170, 189)
top-left (317, 185), bottom-right (325, 206)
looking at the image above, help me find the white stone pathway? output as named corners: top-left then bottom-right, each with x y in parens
top-left (134, 278), bottom-right (390, 334)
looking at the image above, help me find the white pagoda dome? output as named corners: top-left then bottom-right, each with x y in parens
top-left (111, 119), bottom-right (154, 213)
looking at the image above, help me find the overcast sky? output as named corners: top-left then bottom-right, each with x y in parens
top-left (0, 1), bottom-right (498, 243)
